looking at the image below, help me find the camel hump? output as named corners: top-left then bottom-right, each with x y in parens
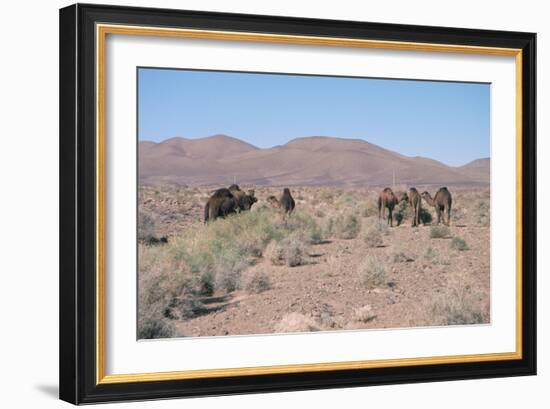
top-left (440, 186), bottom-right (449, 191)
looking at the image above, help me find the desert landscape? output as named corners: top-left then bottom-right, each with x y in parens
top-left (137, 135), bottom-right (490, 339)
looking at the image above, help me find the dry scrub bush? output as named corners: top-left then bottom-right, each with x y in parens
top-left (430, 225), bottom-right (450, 238)
top-left (138, 209), bottom-right (156, 241)
top-left (245, 271), bottom-right (272, 293)
top-left (265, 234), bottom-right (308, 267)
top-left (359, 257), bottom-right (386, 288)
top-left (431, 286), bottom-right (489, 325)
top-left (393, 246), bottom-right (413, 263)
top-left (361, 200), bottom-right (379, 218)
top-left (138, 245), bottom-right (201, 339)
top-left (475, 199), bottom-right (490, 227)
top-left (450, 237), bottom-right (469, 251)
top-left (363, 221), bottom-right (385, 248)
top-left (333, 213), bottom-right (361, 239)
top-left (423, 247), bottom-right (450, 266)
top-left (352, 305), bottom-right (376, 323)
top-left (275, 313), bottom-right (319, 333)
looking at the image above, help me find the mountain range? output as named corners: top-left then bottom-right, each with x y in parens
top-left (139, 134), bottom-right (489, 187)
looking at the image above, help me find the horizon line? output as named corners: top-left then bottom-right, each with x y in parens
top-left (138, 134), bottom-right (490, 168)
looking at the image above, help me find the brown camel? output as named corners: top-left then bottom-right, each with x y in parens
top-left (421, 187), bottom-right (452, 226)
top-left (229, 184), bottom-right (258, 211)
top-left (268, 188), bottom-right (295, 216)
top-left (204, 188), bottom-right (238, 223)
top-left (408, 187), bottom-right (422, 227)
top-left (267, 188), bottom-right (296, 216)
top-left (267, 195), bottom-right (281, 209)
top-left (378, 188), bottom-right (407, 227)
top-left (280, 188), bottom-right (295, 216)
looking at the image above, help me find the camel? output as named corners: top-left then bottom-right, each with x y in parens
top-left (229, 184), bottom-right (258, 211)
top-left (378, 188), bottom-right (407, 227)
top-left (203, 188), bottom-right (238, 223)
top-left (421, 187), bottom-right (452, 226)
top-left (408, 187), bottom-right (422, 227)
top-left (203, 185), bottom-right (257, 223)
top-left (280, 188), bottom-right (295, 216)
top-left (267, 188), bottom-right (295, 217)
top-left (267, 195), bottom-right (281, 209)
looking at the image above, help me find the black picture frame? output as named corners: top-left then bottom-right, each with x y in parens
top-left (60, 3), bottom-right (536, 405)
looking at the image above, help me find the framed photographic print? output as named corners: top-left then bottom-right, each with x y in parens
top-left (59, 3), bottom-right (536, 404)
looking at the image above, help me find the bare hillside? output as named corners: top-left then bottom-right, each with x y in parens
top-left (139, 135), bottom-right (489, 187)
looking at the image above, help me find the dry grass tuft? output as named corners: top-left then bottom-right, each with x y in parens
top-left (359, 256), bottom-right (386, 288)
top-left (274, 313), bottom-right (319, 333)
top-left (431, 286), bottom-right (489, 325)
top-left (430, 225), bottom-right (451, 238)
top-left (245, 271), bottom-right (272, 294)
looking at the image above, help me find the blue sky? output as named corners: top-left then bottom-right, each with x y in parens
top-left (138, 68), bottom-right (490, 166)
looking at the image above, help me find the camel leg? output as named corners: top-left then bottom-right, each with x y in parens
top-left (446, 206), bottom-right (451, 226)
top-left (436, 208), bottom-right (441, 225)
top-left (388, 208), bottom-right (393, 227)
top-left (417, 205), bottom-right (422, 226)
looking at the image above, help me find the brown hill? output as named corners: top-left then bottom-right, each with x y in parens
top-left (456, 158), bottom-right (490, 183)
top-left (139, 135), bottom-right (489, 187)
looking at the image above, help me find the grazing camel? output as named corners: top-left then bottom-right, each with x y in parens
top-left (378, 188), bottom-right (406, 227)
top-left (267, 195), bottom-right (281, 209)
top-left (228, 184), bottom-right (258, 211)
top-left (408, 187), bottom-right (422, 227)
top-left (204, 188), bottom-right (238, 223)
top-left (421, 187), bottom-right (453, 226)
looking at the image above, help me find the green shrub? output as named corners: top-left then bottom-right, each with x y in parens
top-left (450, 237), bottom-right (469, 251)
top-left (394, 201), bottom-right (412, 226)
top-left (430, 225), bottom-right (450, 238)
top-left (138, 245), bottom-right (201, 339)
top-left (359, 257), bottom-right (386, 288)
top-left (419, 208), bottom-right (433, 224)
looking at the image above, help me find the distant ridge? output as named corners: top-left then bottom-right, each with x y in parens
top-left (139, 135), bottom-right (489, 187)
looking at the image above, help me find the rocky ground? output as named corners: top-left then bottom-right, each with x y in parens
top-left (138, 185), bottom-right (490, 338)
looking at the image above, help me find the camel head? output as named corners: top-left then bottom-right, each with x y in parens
top-left (421, 191), bottom-right (435, 205)
top-left (267, 195), bottom-right (281, 208)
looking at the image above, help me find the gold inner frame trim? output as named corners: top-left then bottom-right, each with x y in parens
top-left (96, 23), bottom-right (523, 385)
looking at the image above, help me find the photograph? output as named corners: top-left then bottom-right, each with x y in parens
top-left (137, 68), bottom-right (491, 339)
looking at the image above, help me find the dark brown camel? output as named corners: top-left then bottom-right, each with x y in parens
top-left (280, 188), bottom-right (295, 216)
top-left (229, 184), bottom-right (258, 211)
top-left (378, 188), bottom-right (407, 227)
top-left (421, 187), bottom-right (452, 226)
top-left (267, 189), bottom-right (295, 217)
top-left (408, 187), bottom-right (422, 227)
top-left (204, 188), bottom-right (238, 223)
